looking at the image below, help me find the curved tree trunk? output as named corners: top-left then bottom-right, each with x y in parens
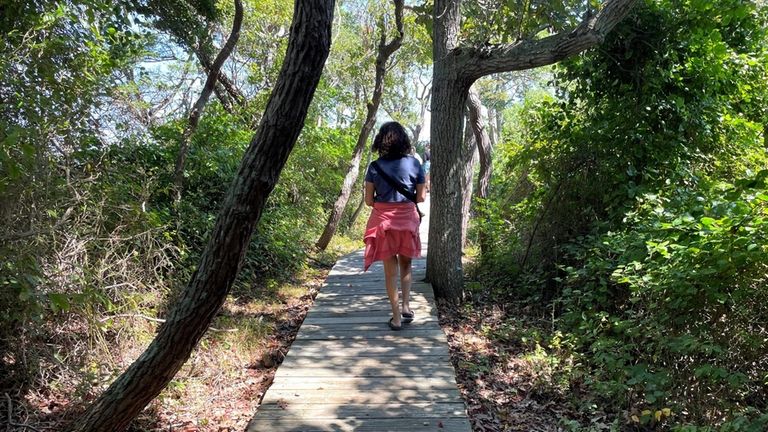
top-left (196, 49), bottom-right (246, 108)
top-left (460, 115), bottom-right (478, 248)
top-left (467, 86), bottom-right (493, 253)
top-left (427, 0), bottom-right (638, 302)
top-left (67, 1), bottom-right (334, 430)
top-left (467, 87), bottom-right (492, 201)
top-left (315, 0), bottom-right (404, 251)
top-left (173, 0), bottom-right (244, 205)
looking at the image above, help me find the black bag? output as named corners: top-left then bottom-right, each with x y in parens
top-left (371, 160), bottom-right (424, 222)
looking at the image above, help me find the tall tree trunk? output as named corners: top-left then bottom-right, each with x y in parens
top-left (427, 0), bottom-right (638, 302)
top-left (67, 1), bottom-right (334, 430)
top-left (460, 115), bottom-right (478, 248)
top-left (315, 0), bottom-right (404, 251)
top-left (173, 0), bottom-right (244, 205)
top-left (426, 0), bottom-right (468, 300)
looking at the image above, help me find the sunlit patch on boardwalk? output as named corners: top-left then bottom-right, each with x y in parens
top-left (247, 196), bottom-right (471, 431)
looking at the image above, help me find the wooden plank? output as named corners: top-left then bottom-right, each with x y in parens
top-left (274, 365), bottom-right (456, 379)
top-left (247, 417), bottom-right (471, 432)
top-left (302, 315), bottom-right (438, 325)
top-left (316, 289), bottom-right (432, 298)
top-left (308, 302), bottom-right (436, 313)
top-left (311, 296), bottom-right (434, 307)
top-left (285, 345), bottom-right (450, 358)
top-left (274, 358), bottom-right (455, 376)
top-left (256, 402), bottom-right (467, 418)
top-left (321, 279), bottom-right (431, 288)
top-left (262, 387), bottom-right (461, 404)
top-left (307, 306), bottom-right (432, 322)
top-left (289, 334), bottom-right (447, 349)
top-left (293, 328), bottom-right (445, 340)
top-left (313, 293), bottom-right (433, 303)
top-left (265, 376), bottom-right (459, 391)
top-left (275, 355), bottom-right (452, 368)
top-left (321, 279), bottom-right (431, 286)
top-left (299, 321), bottom-right (439, 332)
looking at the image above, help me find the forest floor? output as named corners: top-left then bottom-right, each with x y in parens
top-left (438, 300), bottom-right (586, 432)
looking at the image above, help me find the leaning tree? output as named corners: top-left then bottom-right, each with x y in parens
top-left (426, 0), bottom-right (639, 301)
top-left (68, 0), bottom-right (335, 430)
top-left (315, 0), bottom-right (404, 251)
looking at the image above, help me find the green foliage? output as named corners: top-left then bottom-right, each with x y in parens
top-left (559, 172), bottom-right (768, 424)
top-left (461, 0), bottom-right (585, 45)
top-left (475, 0), bottom-right (768, 427)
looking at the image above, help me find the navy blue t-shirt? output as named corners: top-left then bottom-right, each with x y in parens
top-left (365, 156), bottom-right (426, 203)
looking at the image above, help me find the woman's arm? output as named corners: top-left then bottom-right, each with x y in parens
top-left (416, 183), bottom-right (426, 203)
top-left (365, 181), bottom-right (375, 207)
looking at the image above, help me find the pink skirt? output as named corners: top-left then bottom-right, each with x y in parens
top-left (363, 202), bottom-right (421, 271)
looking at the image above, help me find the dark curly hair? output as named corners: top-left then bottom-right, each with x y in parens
top-left (372, 121), bottom-right (411, 159)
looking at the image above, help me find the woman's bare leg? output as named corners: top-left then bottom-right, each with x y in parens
top-left (398, 255), bottom-right (412, 316)
top-left (383, 256), bottom-right (400, 327)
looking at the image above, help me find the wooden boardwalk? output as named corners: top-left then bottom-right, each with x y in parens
top-left (247, 197), bottom-right (471, 431)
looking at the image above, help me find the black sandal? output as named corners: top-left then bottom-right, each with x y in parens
top-left (401, 311), bottom-right (415, 324)
top-left (388, 318), bottom-right (402, 331)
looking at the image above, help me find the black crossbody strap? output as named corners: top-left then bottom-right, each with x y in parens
top-left (371, 160), bottom-right (423, 220)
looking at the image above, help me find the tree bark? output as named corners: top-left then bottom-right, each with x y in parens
top-left (315, 0), bottom-right (404, 251)
top-left (467, 86), bottom-right (493, 253)
top-left (412, 78), bottom-right (432, 144)
top-left (457, 0), bottom-right (639, 81)
top-left (460, 115), bottom-right (478, 248)
top-left (344, 149), bottom-right (373, 233)
top-left (425, 0), bottom-right (470, 298)
top-left (427, 0), bottom-right (638, 302)
top-left (196, 49), bottom-right (246, 108)
top-left (467, 87), bottom-right (492, 201)
top-left (67, 1), bottom-right (334, 430)
top-left (346, 190), bottom-right (367, 232)
top-left (173, 0), bottom-right (244, 204)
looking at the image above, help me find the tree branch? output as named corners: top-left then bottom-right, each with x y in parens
top-left (173, 0), bottom-right (244, 204)
top-left (457, 0), bottom-right (638, 81)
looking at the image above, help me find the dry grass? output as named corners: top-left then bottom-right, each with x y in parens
top-left (2, 264), bottom-right (332, 431)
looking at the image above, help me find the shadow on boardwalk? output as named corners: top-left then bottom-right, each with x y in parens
top-left (246, 196), bottom-right (471, 431)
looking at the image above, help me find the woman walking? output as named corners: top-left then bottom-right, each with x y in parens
top-left (363, 122), bottom-right (426, 330)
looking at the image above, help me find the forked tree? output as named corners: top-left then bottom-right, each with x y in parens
top-left (67, 0), bottom-right (335, 430)
top-left (426, 0), bottom-right (639, 301)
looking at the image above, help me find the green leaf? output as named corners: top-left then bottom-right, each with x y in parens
top-left (48, 293), bottom-right (70, 313)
